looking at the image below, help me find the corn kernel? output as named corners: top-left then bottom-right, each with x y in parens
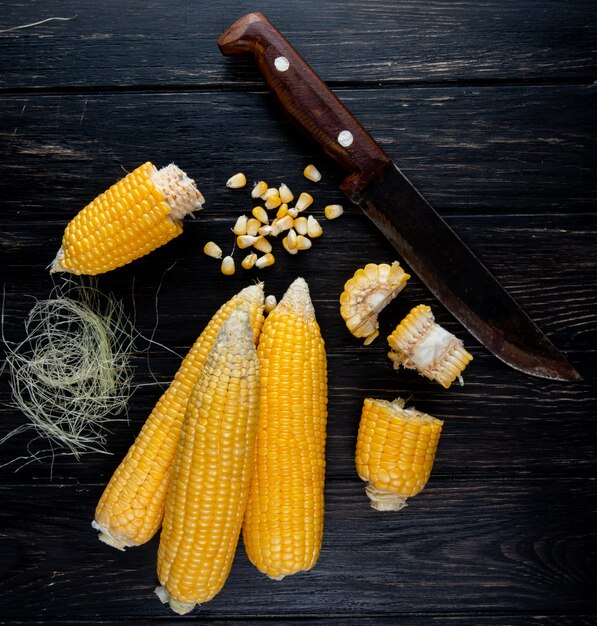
top-left (279, 183), bottom-right (294, 204)
top-left (303, 164), bottom-right (322, 182)
top-left (232, 214), bottom-right (248, 236)
top-left (252, 206), bottom-right (269, 224)
top-left (294, 216), bottom-right (308, 235)
top-left (282, 236), bottom-right (298, 255)
top-left (203, 241), bottom-right (222, 259)
top-left (295, 192), bottom-right (313, 212)
top-left (276, 204), bottom-right (289, 218)
top-left (256, 253), bottom-right (275, 269)
top-left (246, 218), bottom-right (260, 236)
top-left (271, 214), bottom-right (293, 236)
top-left (221, 255), bottom-right (235, 275)
top-left (261, 187), bottom-right (279, 201)
top-left (237, 235), bottom-right (259, 249)
top-left (258, 225), bottom-right (272, 236)
top-left (288, 207), bottom-right (298, 218)
top-left (241, 253), bottom-right (257, 269)
top-left (252, 181), bottom-right (268, 198)
top-left (265, 294), bottom-right (277, 313)
top-left (324, 204), bottom-right (344, 220)
top-left (297, 235), bottom-right (312, 250)
top-left (254, 236), bottom-right (272, 254)
top-left (286, 228), bottom-right (298, 250)
top-left (307, 215), bottom-right (323, 238)
top-left (226, 172), bottom-right (247, 189)
top-left (265, 194), bottom-right (282, 210)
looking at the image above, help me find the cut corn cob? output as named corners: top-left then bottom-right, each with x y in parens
top-left (203, 241), bottom-right (222, 259)
top-left (340, 261), bottom-right (410, 345)
top-left (51, 162), bottom-right (204, 275)
top-left (243, 278), bottom-right (327, 580)
top-left (226, 172), bottom-right (247, 189)
top-left (221, 256), bottom-right (235, 276)
top-left (355, 397), bottom-right (443, 511)
top-left (303, 164), bottom-right (322, 182)
top-left (387, 304), bottom-right (473, 388)
top-left (156, 307), bottom-right (260, 613)
top-left (93, 285), bottom-right (264, 550)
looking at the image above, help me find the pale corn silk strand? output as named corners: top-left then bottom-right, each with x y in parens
top-left (0, 280), bottom-right (136, 470)
top-left (0, 16), bottom-right (76, 34)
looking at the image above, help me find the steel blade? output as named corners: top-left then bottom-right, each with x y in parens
top-left (348, 162), bottom-right (581, 381)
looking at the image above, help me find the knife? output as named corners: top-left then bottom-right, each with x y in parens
top-left (218, 13), bottom-right (581, 382)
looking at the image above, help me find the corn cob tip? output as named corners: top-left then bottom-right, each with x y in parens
top-left (91, 520), bottom-right (131, 551)
top-left (238, 282), bottom-right (265, 304)
top-left (278, 277), bottom-right (314, 318)
top-left (154, 586), bottom-right (196, 615)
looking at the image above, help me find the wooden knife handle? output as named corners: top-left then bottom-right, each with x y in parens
top-left (218, 12), bottom-right (391, 196)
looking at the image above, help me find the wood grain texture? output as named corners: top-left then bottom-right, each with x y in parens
top-left (0, 0), bottom-right (595, 89)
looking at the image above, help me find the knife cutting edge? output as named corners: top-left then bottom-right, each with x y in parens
top-left (217, 12), bottom-right (581, 382)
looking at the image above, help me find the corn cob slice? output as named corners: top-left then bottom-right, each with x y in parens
top-left (93, 284), bottom-right (264, 550)
top-left (156, 307), bottom-right (260, 613)
top-left (355, 397), bottom-right (443, 511)
top-left (51, 162), bottom-right (204, 275)
top-left (243, 277), bottom-right (327, 580)
top-left (340, 261), bottom-right (410, 345)
top-left (387, 304), bottom-right (473, 388)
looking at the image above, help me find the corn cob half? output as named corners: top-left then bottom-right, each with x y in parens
top-left (51, 162), bottom-right (204, 275)
top-left (243, 277), bottom-right (328, 580)
top-left (156, 306), bottom-right (260, 614)
top-left (387, 304), bottom-right (473, 388)
top-left (93, 284), bottom-right (264, 550)
top-left (355, 397), bottom-right (443, 511)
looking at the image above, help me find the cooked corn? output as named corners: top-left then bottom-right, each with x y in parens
top-left (340, 261), bottom-right (410, 345)
top-left (226, 172), bottom-right (247, 189)
top-left (295, 192), bottom-right (313, 213)
top-left (303, 164), bottom-right (322, 182)
top-left (51, 162), bottom-right (204, 275)
top-left (279, 183), bottom-right (294, 204)
top-left (387, 304), bottom-right (473, 388)
top-left (306, 215), bottom-right (323, 238)
top-left (355, 397), bottom-right (443, 511)
top-left (203, 241), bottom-right (222, 259)
top-left (324, 204), bottom-right (344, 220)
top-left (221, 256), bottom-right (235, 275)
top-left (243, 278), bottom-right (327, 579)
top-left (252, 181), bottom-right (268, 199)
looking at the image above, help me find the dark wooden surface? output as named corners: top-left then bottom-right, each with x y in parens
top-left (1, 1), bottom-right (595, 624)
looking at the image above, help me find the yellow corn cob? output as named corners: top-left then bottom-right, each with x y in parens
top-left (51, 162), bottom-right (204, 275)
top-left (387, 304), bottom-right (473, 388)
top-left (340, 261), bottom-right (410, 345)
top-left (92, 284), bottom-right (264, 550)
top-left (243, 277), bottom-right (327, 580)
top-left (355, 397), bottom-right (443, 511)
top-left (156, 307), bottom-right (260, 614)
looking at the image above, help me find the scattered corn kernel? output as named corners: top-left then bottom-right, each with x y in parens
top-left (294, 216), bottom-right (308, 235)
top-left (226, 172), bottom-right (247, 189)
top-left (387, 304), bottom-right (473, 388)
top-left (252, 181), bottom-right (268, 198)
top-left (277, 204), bottom-right (289, 218)
top-left (252, 206), bottom-right (269, 224)
top-left (282, 236), bottom-right (298, 255)
top-left (256, 253), bottom-right (275, 269)
top-left (279, 183), bottom-right (294, 204)
top-left (241, 253), bottom-right (257, 269)
top-left (303, 164), bottom-right (322, 182)
top-left (288, 207), bottom-right (298, 219)
top-left (232, 214), bottom-right (248, 236)
top-left (258, 225), bottom-right (272, 236)
top-left (307, 215), bottom-right (323, 238)
top-left (265, 194), bottom-right (282, 210)
top-left (246, 218), bottom-right (260, 236)
top-left (324, 204), bottom-right (344, 220)
top-left (261, 187), bottom-right (279, 201)
top-left (237, 235), bottom-right (259, 249)
top-left (286, 228), bottom-right (298, 250)
top-left (271, 214), bottom-right (293, 236)
top-left (340, 261), bottom-right (410, 345)
top-left (254, 236), bottom-right (273, 254)
top-left (295, 192), bottom-right (313, 212)
top-left (264, 295), bottom-right (277, 313)
top-left (203, 241), bottom-right (223, 259)
top-left (221, 255), bottom-right (235, 275)
top-left (297, 235), bottom-right (312, 250)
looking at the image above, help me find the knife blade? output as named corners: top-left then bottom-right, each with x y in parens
top-left (218, 12), bottom-right (581, 381)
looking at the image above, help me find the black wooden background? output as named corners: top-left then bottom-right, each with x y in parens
top-left (1, 1), bottom-right (596, 624)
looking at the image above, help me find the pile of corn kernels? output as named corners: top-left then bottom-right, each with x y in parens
top-left (203, 165), bottom-right (344, 276)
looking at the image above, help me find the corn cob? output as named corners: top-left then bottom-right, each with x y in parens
top-left (387, 304), bottom-right (473, 388)
top-left (355, 397), bottom-right (443, 511)
top-left (243, 277), bottom-right (327, 580)
top-left (51, 162), bottom-right (204, 275)
top-left (156, 307), bottom-right (260, 614)
top-left (93, 284), bottom-right (264, 550)
top-left (340, 261), bottom-right (410, 345)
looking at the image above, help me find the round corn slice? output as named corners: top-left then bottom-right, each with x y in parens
top-left (387, 304), bottom-right (473, 388)
top-left (339, 261), bottom-right (410, 345)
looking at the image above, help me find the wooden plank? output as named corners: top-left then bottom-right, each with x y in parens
top-left (1, 86), bottom-right (594, 216)
top-left (0, 480), bottom-right (595, 619)
top-left (0, 0), bottom-right (595, 89)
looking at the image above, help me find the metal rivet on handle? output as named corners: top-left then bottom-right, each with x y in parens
top-left (338, 130), bottom-right (354, 147)
top-left (274, 56), bottom-right (290, 72)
